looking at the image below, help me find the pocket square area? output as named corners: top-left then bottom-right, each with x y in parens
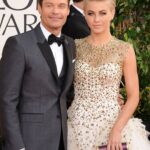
top-left (72, 59), bottom-right (75, 63)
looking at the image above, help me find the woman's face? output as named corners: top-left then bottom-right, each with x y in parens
top-left (84, 0), bottom-right (115, 34)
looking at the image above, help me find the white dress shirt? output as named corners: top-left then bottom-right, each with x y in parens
top-left (40, 23), bottom-right (64, 76)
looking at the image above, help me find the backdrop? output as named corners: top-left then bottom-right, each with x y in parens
top-left (0, 0), bottom-right (73, 57)
top-left (0, 0), bottom-right (41, 57)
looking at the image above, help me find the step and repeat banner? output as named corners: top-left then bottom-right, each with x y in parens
top-left (0, 0), bottom-right (41, 57)
top-left (0, 0), bottom-right (73, 58)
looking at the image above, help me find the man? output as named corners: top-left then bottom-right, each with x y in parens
top-left (62, 0), bottom-right (90, 39)
top-left (0, 0), bottom-right (75, 150)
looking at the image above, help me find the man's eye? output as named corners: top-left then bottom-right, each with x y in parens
top-left (59, 4), bottom-right (67, 9)
top-left (46, 4), bottom-right (52, 7)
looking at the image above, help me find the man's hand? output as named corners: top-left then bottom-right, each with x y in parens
top-left (118, 94), bottom-right (125, 108)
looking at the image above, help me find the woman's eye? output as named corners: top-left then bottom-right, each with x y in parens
top-left (88, 12), bottom-right (94, 16)
top-left (100, 12), bottom-right (107, 15)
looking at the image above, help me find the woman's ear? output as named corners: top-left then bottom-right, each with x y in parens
top-left (111, 7), bottom-right (115, 20)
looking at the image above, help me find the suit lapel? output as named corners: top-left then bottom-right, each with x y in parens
top-left (34, 24), bottom-right (74, 90)
top-left (62, 36), bottom-right (73, 92)
top-left (34, 24), bottom-right (58, 80)
top-left (38, 41), bottom-right (58, 80)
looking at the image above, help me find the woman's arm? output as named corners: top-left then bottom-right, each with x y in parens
top-left (107, 45), bottom-right (139, 150)
top-left (114, 45), bottom-right (139, 131)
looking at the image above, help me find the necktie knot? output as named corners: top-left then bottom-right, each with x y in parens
top-left (48, 34), bottom-right (64, 46)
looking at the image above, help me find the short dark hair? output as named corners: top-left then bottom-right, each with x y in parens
top-left (38, 0), bottom-right (43, 6)
top-left (73, 0), bottom-right (83, 2)
top-left (38, 0), bottom-right (70, 6)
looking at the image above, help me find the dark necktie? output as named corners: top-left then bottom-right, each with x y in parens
top-left (48, 34), bottom-right (64, 46)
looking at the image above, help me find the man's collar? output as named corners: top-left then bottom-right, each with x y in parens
top-left (72, 4), bottom-right (84, 15)
top-left (40, 23), bottom-right (61, 41)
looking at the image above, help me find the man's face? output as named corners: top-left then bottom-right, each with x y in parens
top-left (38, 0), bottom-right (70, 32)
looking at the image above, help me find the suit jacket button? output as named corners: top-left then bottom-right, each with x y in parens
top-left (57, 115), bottom-right (61, 119)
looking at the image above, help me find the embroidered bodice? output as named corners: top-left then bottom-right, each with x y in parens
top-left (67, 37), bottom-right (150, 150)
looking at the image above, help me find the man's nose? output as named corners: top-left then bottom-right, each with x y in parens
top-left (52, 7), bottom-right (59, 14)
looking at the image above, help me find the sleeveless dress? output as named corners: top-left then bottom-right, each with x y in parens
top-left (67, 37), bottom-right (150, 150)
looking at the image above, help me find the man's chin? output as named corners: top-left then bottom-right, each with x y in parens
top-left (49, 25), bottom-right (62, 30)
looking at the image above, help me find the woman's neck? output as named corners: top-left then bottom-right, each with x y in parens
top-left (88, 32), bottom-right (113, 46)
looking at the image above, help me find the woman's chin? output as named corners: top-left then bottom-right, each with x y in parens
top-left (92, 29), bottom-right (104, 34)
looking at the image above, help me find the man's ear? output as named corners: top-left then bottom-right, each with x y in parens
top-left (67, 6), bottom-right (70, 17)
top-left (38, 4), bottom-right (42, 15)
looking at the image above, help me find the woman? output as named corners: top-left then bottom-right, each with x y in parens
top-left (67, 0), bottom-right (150, 149)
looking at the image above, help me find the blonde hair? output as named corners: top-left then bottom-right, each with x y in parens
top-left (83, 0), bottom-right (116, 9)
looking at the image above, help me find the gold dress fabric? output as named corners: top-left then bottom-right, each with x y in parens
top-left (67, 37), bottom-right (150, 150)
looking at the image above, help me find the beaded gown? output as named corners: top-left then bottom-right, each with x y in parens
top-left (67, 37), bottom-right (150, 150)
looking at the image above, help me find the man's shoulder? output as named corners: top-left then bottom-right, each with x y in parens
top-left (63, 34), bottom-right (75, 44)
top-left (8, 28), bottom-right (34, 41)
top-left (7, 25), bottom-right (38, 44)
top-left (69, 5), bottom-right (83, 17)
top-left (4, 26), bottom-right (40, 50)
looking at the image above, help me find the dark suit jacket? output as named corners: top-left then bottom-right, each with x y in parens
top-left (0, 24), bottom-right (76, 150)
top-left (62, 5), bottom-right (90, 39)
